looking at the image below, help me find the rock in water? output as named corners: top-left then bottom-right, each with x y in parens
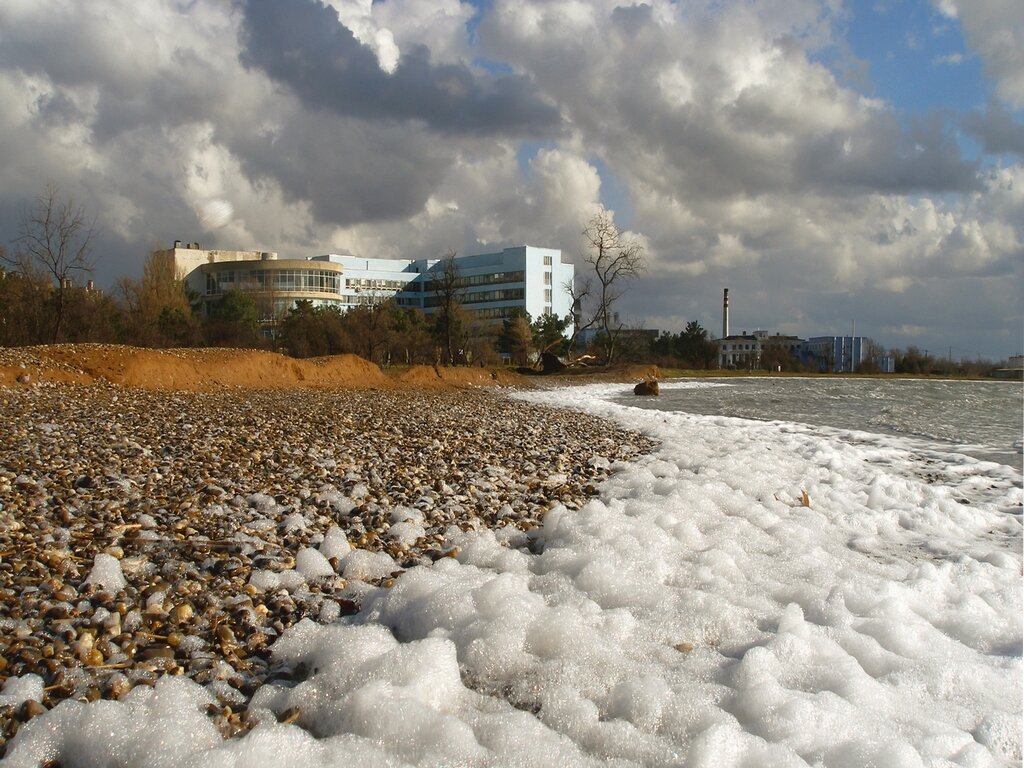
top-left (634, 380), bottom-right (659, 396)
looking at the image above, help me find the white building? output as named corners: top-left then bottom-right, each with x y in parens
top-left (159, 242), bottom-right (574, 333)
top-left (311, 246), bottom-right (573, 324)
top-left (156, 242), bottom-right (346, 322)
top-left (719, 330), bottom-right (803, 369)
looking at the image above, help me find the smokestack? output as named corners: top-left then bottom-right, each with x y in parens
top-left (722, 288), bottom-right (730, 338)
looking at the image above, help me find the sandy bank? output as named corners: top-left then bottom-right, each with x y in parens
top-left (0, 344), bottom-right (660, 391)
top-left (0, 345), bottom-right (526, 391)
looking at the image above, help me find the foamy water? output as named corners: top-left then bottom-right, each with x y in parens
top-left (616, 377), bottom-right (1023, 470)
top-left (4, 381), bottom-right (1021, 767)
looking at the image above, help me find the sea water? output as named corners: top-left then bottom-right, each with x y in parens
top-left (614, 377), bottom-right (1023, 472)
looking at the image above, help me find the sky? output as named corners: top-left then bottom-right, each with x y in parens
top-left (0, 0), bottom-right (1021, 360)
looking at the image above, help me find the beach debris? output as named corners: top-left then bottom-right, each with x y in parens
top-left (634, 379), bottom-right (660, 396)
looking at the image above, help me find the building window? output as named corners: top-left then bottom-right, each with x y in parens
top-left (543, 256), bottom-right (552, 266)
top-left (544, 272), bottom-right (552, 285)
top-left (544, 288), bottom-right (552, 302)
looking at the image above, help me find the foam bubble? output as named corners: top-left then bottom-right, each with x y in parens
top-left (84, 552), bottom-right (126, 592)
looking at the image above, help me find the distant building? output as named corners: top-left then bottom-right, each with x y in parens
top-left (156, 242), bottom-right (346, 325)
top-left (311, 245), bottom-right (574, 325)
top-left (992, 355), bottom-right (1024, 380)
top-left (157, 242), bottom-right (574, 337)
top-left (802, 336), bottom-right (869, 373)
top-left (719, 330), bottom-right (803, 369)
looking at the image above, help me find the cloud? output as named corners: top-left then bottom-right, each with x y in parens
top-left (793, 113), bottom-right (981, 194)
top-left (937, 0), bottom-right (1024, 108)
top-left (238, 0), bottom-right (561, 138)
top-left (228, 108), bottom-right (454, 227)
top-left (0, 0), bottom-right (1018, 359)
top-left (962, 101), bottom-right (1024, 157)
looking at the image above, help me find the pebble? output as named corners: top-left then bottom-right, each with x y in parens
top-left (0, 383), bottom-right (654, 748)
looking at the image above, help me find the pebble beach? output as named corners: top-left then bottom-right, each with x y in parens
top-left (0, 381), bottom-right (654, 750)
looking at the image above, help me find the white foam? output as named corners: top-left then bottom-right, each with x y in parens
top-left (295, 547), bottom-right (334, 580)
top-left (0, 674), bottom-right (44, 707)
top-left (340, 549), bottom-right (398, 583)
top-left (318, 525), bottom-right (351, 560)
top-left (84, 553), bottom-right (127, 592)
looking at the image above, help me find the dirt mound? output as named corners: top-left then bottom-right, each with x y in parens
top-left (395, 364), bottom-right (521, 388)
top-left (0, 345), bottom-right (391, 390)
top-left (0, 345), bottom-right (527, 391)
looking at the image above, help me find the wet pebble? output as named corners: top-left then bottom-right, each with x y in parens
top-left (0, 383), bottom-right (653, 748)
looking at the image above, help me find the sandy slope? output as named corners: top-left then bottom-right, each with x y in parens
top-left (0, 344), bottom-right (533, 391)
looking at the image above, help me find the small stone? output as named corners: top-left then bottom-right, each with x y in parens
top-left (169, 603), bottom-right (195, 624)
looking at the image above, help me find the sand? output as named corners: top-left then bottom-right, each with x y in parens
top-left (0, 345), bottom-right (528, 391)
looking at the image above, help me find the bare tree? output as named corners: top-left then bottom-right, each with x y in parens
top-left (429, 249), bottom-right (466, 364)
top-left (562, 273), bottom-right (593, 359)
top-left (577, 211), bottom-right (645, 364)
top-left (2, 184), bottom-right (98, 342)
top-left (118, 249), bottom-right (197, 346)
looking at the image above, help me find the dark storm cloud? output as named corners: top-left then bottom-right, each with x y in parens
top-left (794, 114), bottom-right (981, 194)
top-left (962, 102), bottom-right (1024, 157)
top-left (230, 112), bottom-right (452, 226)
top-left (238, 0), bottom-right (562, 137)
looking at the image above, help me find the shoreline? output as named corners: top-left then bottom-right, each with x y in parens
top-left (2, 367), bottom-right (1020, 764)
top-left (0, 383), bottom-right (655, 748)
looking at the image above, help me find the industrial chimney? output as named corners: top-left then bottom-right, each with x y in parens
top-left (722, 288), bottom-right (730, 339)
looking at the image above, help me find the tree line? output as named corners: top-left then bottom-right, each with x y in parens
top-left (1, 188), bottom-right (1010, 374)
top-left (0, 193), bottom-right (649, 367)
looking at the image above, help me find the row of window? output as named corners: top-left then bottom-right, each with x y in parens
top-left (345, 278), bottom-right (411, 291)
top-left (422, 270), bottom-right (526, 293)
top-left (206, 269), bottom-right (341, 295)
top-left (722, 341), bottom-right (803, 351)
top-left (422, 288), bottom-right (526, 308)
top-left (203, 267), bottom-right (562, 320)
top-left (463, 288), bottom-right (526, 306)
top-left (471, 306), bottom-right (523, 321)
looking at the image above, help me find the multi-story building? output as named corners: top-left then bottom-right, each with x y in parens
top-left (311, 246), bottom-right (574, 324)
top-left (719, 330), bottom-right (804, 369)
top-left (802, 336), bottom-right (867, 373)
top-left (156, 242), bottom-right (346, 323)
top-left (158, 242), bottom-right (574, 336)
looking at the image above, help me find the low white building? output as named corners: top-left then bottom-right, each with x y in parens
top-left (156, 242), bottom-right (346, 322)
top-left (158, 242), bottom-right (574, 333)
top-left (719, 330), bottom-right (803, 369)
top-left (312, 246), bottom-right (574, 323)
